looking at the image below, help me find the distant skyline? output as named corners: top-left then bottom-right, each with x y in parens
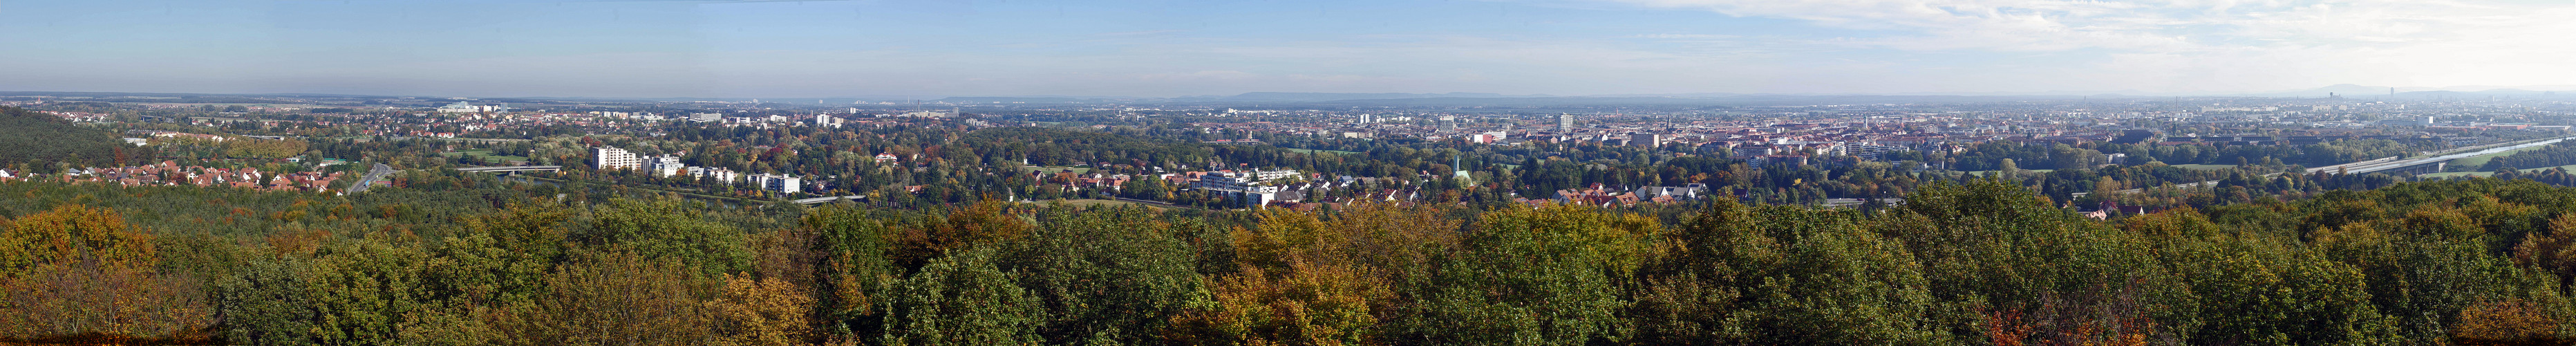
top-left (3, 0), bottom-right (2572, 98)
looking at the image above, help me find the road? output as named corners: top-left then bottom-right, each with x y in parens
top-left (346, 163), bottom-right (393, 194)
top-left (2112, 135), bottom-right (2576, 194)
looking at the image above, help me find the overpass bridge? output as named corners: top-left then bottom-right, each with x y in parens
top-left (2299, 136), bottom-right (2576, 177)
top-left (792, 196), bottom-right (868, 205)
top-left (2112, 135), bottom-right (2576, 193)
top-left (455, 165), bottom-right (562, 173)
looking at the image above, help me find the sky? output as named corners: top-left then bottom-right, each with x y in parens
top-left (1, 0), bottom-right (2572, 98)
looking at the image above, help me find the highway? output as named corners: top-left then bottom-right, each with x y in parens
top-left (2116, 135), bottom-right (2576, 193)
top-left (346, 163), bottom-right (393, 194)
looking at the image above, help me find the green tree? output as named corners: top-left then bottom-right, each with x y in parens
top-left (1004, 206), bottom-right (1203, 345)
top-left (1636, 200), bottom-right (1948, 344)
top-left (800, 204), bottom-right (898, 338)
top-left (575, 199), bottom-right (753, 276)
top-left (1393, 204), bottom-right (1653, 345)
top-left (879, 247), bottom-right (1042, 345)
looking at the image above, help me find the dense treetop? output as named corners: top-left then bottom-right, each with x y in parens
top-left (2, 174), bottom-right (2576, 344)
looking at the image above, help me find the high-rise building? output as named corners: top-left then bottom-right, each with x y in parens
top-left (592, 147), bottom-right (640, 170)
top-left (1358, 113), bottom-right (1374, 124)
top-left (1558, 113), bottom-right (1577, 131)
top-left (1630, 133), bottom-right (1662, 147)
top-left (1437, 116), bottom-right (1459, 133)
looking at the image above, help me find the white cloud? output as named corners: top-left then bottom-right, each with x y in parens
top-left (1588, 0), bottom-right (2576, 92)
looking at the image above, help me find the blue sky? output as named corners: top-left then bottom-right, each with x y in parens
top-left (3, 0), bottom-right (2571, 98)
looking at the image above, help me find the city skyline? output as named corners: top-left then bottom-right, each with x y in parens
top-left (3, 0), bottom-right (2572, 98)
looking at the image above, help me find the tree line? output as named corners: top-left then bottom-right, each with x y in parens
top-left (4, 176), bottom-right (2576, 344)
top-left (0, 106), bottom-right (133, 171)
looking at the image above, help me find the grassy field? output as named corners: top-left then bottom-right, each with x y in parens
top-left (2168, 164), bottom-right (2241, 171)
top-left (2420, 163), bottom-right (2576, 179)
top-left (1284, 148), bottom-right (1362, 155)
top-left (1962, 169), bottom-right (2056, 176)
top-left (1022, 166), bottom-right (1092, 174)
top-left (1044, 199), bottom-right (1170, 210)
top-left (440, 150), bottom-right (529, 162)
top-left (2446, 145), bottom-right (2550, 172)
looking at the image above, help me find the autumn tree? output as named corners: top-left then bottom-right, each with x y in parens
top-left (0, 205), bottom-right (213, 341)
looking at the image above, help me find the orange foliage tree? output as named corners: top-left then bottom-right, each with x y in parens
top-left (0, 205), bottom-right (216, 342)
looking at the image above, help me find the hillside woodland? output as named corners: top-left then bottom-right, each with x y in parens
top-left (2, 179), bottom-right (2576, 345)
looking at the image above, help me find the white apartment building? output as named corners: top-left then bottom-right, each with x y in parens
top-left (592, 147), bottom-right (640, 170)
top-left (688, 166), bottom-right (740, 183)
top-left (1194, 170), bottom-right (1299, 206)
top-left (1630, 133), bottom-right (1663, 147)
top-left (646, 155), bottom-right (685, 177)
top-left (749, 173), bottom-right (802, 194)
top-left (437, 102), bottom-right (502, 113)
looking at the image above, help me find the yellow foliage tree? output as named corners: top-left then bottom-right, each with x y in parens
top-left (711, 274), bottom-right (817, 346)
top-left (0, 204), bottom-right (156, 275)
top-left (2452, 299), bottom-right (2564, 345)
top-left (0, 205), bottom-right (214, 342)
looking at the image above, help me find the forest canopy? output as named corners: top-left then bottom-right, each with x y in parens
top-left (0, 106), bottom-right (126, 170)
top-left (2, 177), bottom-right (2576, 345)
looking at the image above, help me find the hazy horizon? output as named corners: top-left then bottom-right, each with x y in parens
top-left (5, 0), bottom-right (2573, 98)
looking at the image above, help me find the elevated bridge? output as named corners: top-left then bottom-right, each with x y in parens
top-left (2299, 135), bottom-right (2576, 178)
top-left (455, 165), bottom-right (562, 173)
top-left (2115, 135), bottom-right (2576, 194)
